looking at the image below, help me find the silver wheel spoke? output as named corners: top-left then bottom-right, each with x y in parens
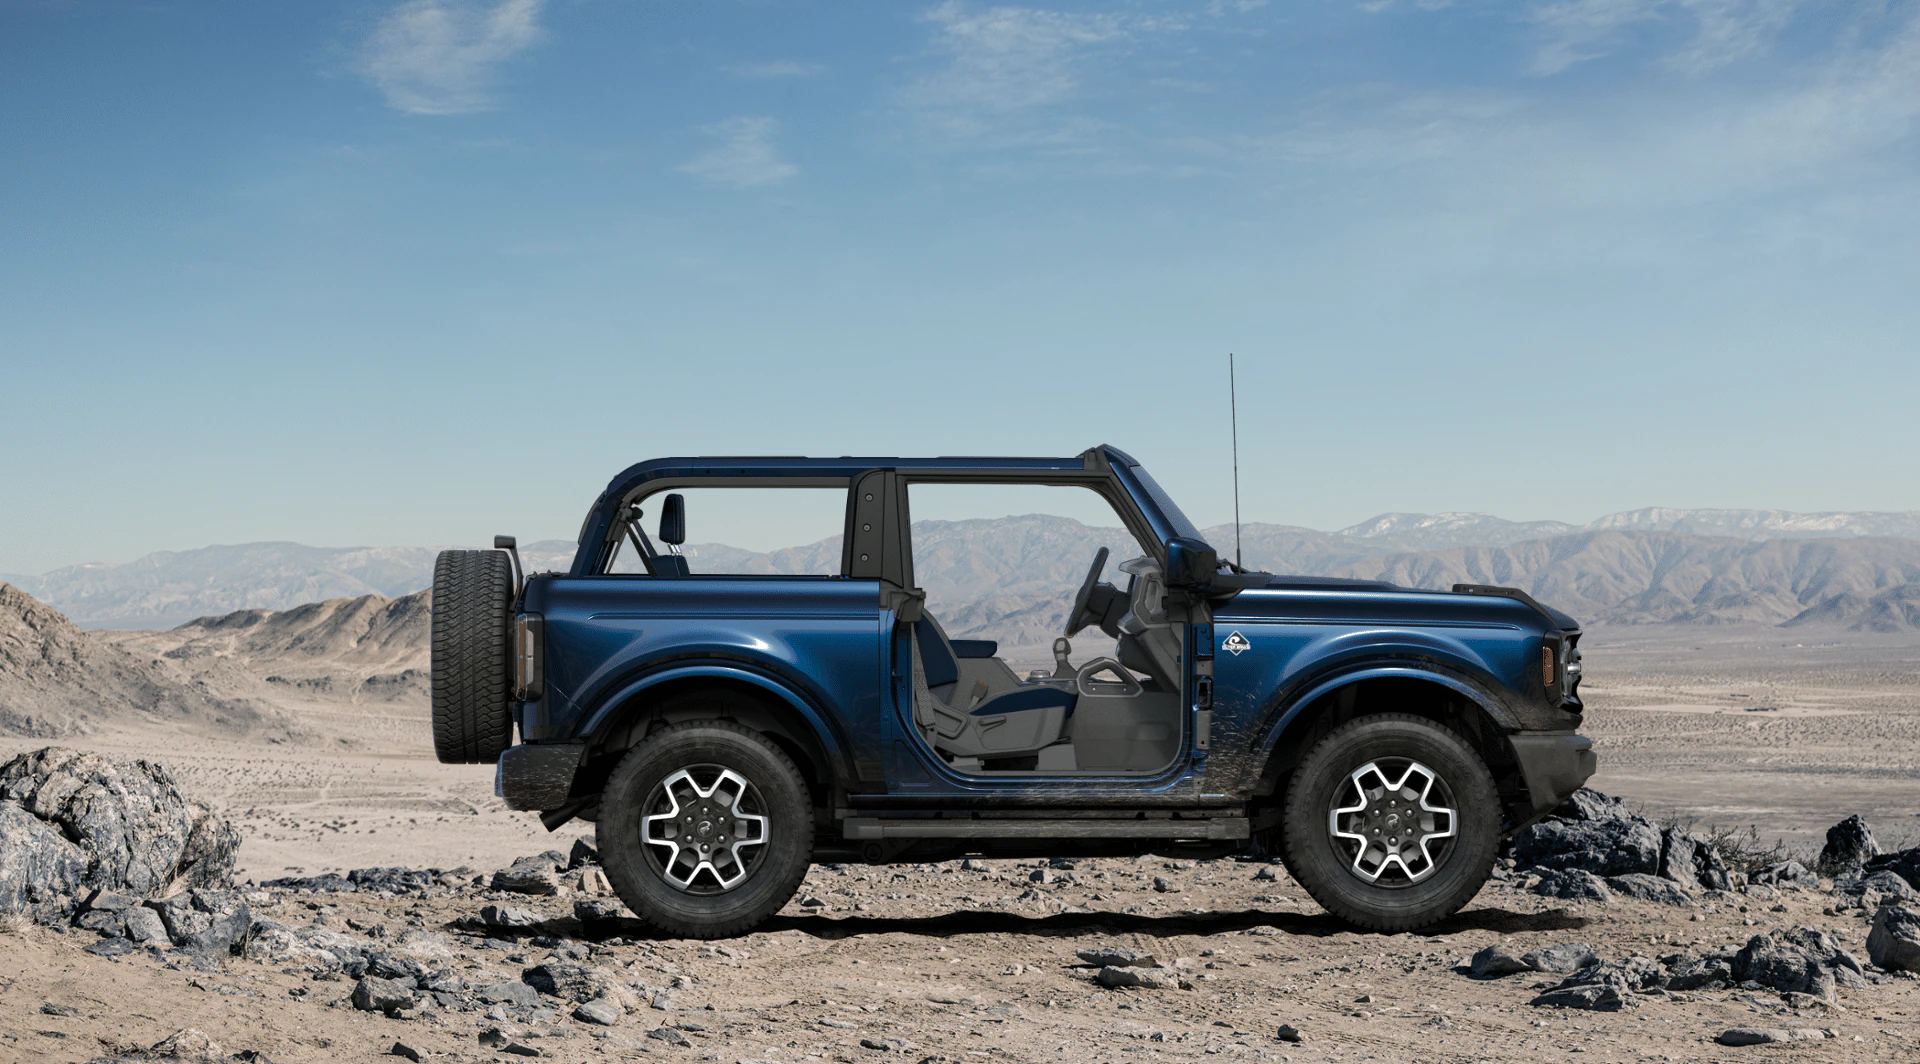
top-left (642, 765), bottom-right (771, 895)
top-left (1328, 758), bottom-right (1457, 887)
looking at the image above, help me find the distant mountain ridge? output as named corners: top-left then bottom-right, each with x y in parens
top-left (7, 506), bottom-right (1920, 630)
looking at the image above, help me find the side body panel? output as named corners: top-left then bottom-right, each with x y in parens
top-left (523, 576), bottom-right (884, 783)
top-left (1203, 588), bottom-right (1563, 797)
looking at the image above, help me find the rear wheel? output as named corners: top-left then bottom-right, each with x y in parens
top-left (429, 549), bottom-right (515, 765)
top-left (598, 720), bottom-right (813, 939)
top-left (1281, 714), bottom-right (1498, 931)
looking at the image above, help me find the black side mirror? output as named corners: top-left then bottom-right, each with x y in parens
top-left (658, 493), bottom-right (686, 546)
top-left (1165, 537), bottom-right (1217, 590)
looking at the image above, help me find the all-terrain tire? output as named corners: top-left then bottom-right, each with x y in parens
top-left (429, 549), bottom-right (515, 765)
top-left (1281, 713), bottom-right (1499, 932)
top-left (598, 720), bottom-right (813, 939)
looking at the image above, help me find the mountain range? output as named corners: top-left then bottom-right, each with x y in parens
top-left (4, 506), bottom-right (1920, 632)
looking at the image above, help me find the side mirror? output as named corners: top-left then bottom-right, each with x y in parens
top-left (658, 493), bottom-right (686, 546)
top-left (1165, 537), bottom-right (1218, 590)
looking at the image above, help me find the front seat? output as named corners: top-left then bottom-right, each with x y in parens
top-left (908, 613), bottom-right (1074, 760)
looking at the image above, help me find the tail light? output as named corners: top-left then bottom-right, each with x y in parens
top-left (513, 613), bottom-right (544, 701)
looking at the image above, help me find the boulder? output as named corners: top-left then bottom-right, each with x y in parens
top-left (0, 802), bottom-right (87, 921)
top-left (1095, 965), bottom-right (1183, 990)
top-left (1606, 873), bottom-right (1696, 907)
top-left (1513, 790), bottom-right (1661, 877)
top-left (1732, 930), bottom-right (1849, 1000)
top-left (574, 897), bottom-right (627, 930)
top-left (1868, 904), bottom-right (1920, 972)
top-left (522, 963), bottom-right (629, 1004)
top-left (492, 858), bottom-right (560, 896)
top-left (0, 749), bottom-right (240, 927)
top-left (1521, 943), bottom-right (1598, 974)
top-left (567, 839), bottom-right (599, 869)
top-left (1657, 826), bottom-right (1731, 891)
top-left (574, 997), bottom-right (623, 1026)
top-left (476, 980), bottom-right (542, 1008)
top-left (1750, 860), bottom-right (1812, 887)
top-left (1664, 953), bottom-right (1735, 991)
top-left (1077, 947), bottom-right (1158, 968)
top-left (1532, 869), bottom-right (1611, 902)
top-left (350, 976), bottom-right (417, 1014)
top-left (1833, 869), bottom-right (1918, 905)
top-left (481, 904), bottom-right (542, 928)
top-left (1816, 815), bottom-right (1879, 876)
top-left (1864, 847), bottom-right (1920, 891)
top-left (1468, 945), bottom-right (1531, 978)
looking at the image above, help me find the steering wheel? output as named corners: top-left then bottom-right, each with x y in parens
top-left (1064, 547), bottom-right (1110, 637)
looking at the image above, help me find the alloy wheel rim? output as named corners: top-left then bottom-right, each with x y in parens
top-left (1327, 758), bottom-right (1457, 887)
top-left (641, 765), bottom-right (771, 894)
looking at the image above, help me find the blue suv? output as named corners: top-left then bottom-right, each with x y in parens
top-left (430, 446), bottom-right (1592, 937)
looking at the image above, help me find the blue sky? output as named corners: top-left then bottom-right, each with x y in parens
top-left (3, 0), bottom-right (1917, 574)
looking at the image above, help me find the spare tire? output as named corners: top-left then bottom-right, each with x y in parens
top-left (430, 549), bottom-right (516, 765)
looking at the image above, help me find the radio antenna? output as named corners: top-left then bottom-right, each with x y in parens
top-left (1229, 352), bottom-right (1242, 571)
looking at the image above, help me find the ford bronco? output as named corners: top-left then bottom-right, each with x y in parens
top-left (430, 446), bottom-right (1593, 937)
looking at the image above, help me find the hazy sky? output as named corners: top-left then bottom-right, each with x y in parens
top-left (4, 0), bottom-right (1917, 575)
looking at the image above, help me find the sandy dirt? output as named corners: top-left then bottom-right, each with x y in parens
top-left (1, 853), bottom-right (1915, 1063)
top-left (2, 624), bottom-right (1916, 1062)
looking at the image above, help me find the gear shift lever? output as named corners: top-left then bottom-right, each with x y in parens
top-left (1051, 637), bottom-right (1075, 681)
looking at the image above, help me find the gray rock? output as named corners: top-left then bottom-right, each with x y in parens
top-left (1095, 965), bottom-right (1182, 990)
top-left (84, 936), bottom-right (136, 957)
top-left (1817, 815), bottom-right (1879, 876)
top-left (0, 800), bottom-right (86, 922)
top-left (1657, 826), bottom-right (1731, 891)
top-left (180, 904), bottom-right (251, 956)
top-left (1514, 790), bottom-right (1664, 879)
top-left (1716, 1027), bottom-right (1828, 1046)
top-left (1151, 876), bottom-right (1176, 893)
top-left (646, 1027), bottom-right (692, 1046)
top-left (1076, 947), bottom-right (1157, 968)
top-left (85, 890), bottom-right (139, 912)
top-left (480, 905), bottom-right (541, 928)
top-left (0, 748), bottom-right (236, 909)
top-left (390, 1040), bottom-right (427, 1062)
top-left (150, 1027), bottom-right (223, 1059)
top-left (1522, 943), bottom-right (1598, 974)
top-left (1664, 954), bottom-right (1735, 990)
top-left (1864, 847), bottom-right (1920, 892)
top-left (567, 839), bottom-right (598, 870)
top-left (1835, 868), bottom-right (1919, 904)
top-left (1733, 933), bottom-right (1835, 999)
top-left (573, 898), bottom-right (625, 929)
top-left (492, 864), bottom-right (559, 896)
top-left (1469, 945), bottom-right (1531, 978)
top-left (1751, 860), bottom-right (1812, 887)
top-left (476, 980), bottom-right (541, 1008)
top-left (521, 963), bottom-right (617, 1003)
top-left (1607, 873), bottom-right (1696, 907)
top-left (1868, 904), bottom-right (1920, 972)
top-left (573, 998), bottom-right (622, 1026)
top-left (1532, 869), bottom-right (1611, 902)
top-left (1529, 977), bottom-right (1633, 1011)
top-left (351, 976), bottom-right (417, 1014)
top-left (1276, 1024), bottom-right (1304, 1043)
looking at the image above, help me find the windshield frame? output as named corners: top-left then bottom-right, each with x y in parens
top-left (1113, 461), bottom-right (1208, 548)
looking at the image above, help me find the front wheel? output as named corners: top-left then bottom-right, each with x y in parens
top-left (1280, 714), bottom-right (1499, 931)
top-left (598, 720), bottom-right (813, 939)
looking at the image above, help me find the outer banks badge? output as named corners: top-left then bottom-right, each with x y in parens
top-left (1222, 630), bottom-right (1252, 656)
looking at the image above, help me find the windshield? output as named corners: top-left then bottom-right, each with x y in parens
top-left (1122, 462), bottom-right (1206, 544)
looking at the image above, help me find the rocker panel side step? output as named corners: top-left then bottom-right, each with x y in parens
top-left (840, 817), bottom-right (1249, 841)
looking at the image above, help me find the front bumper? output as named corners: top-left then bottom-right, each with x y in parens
top-left (495, 742), bottom-right (586, 811)
top-left (1507, 732), bottom-right (1596, 822)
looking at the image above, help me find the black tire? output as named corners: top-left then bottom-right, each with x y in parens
top-left (598, 720), bottom-right (813, 939)
top-left (1281, 714), bottom-right (1498, 931)
top-left (429, 549), bottom-right (515, 765)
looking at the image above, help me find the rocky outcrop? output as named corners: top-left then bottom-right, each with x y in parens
top-left (1521, 925), bottom-right (1864, 1010)
top-left (1512, 789), bottom-right (1730, 895)
top-left (1868, 905), bottom-right (1920, 972)
top-left (1817, 814), bottom-right (1880, 875)
top-left (0, 748), bottom-right (236, 923)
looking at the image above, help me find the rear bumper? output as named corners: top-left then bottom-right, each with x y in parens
top-left (1507, 731), bottom-right (1596, 822)
top-left (495, 742), bottom-right (586, 811)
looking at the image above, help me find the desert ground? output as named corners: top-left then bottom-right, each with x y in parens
top-left (0, 622), bottom-right (1915, 1062)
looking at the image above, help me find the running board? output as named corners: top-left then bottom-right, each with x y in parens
top-left (841, 817), bottom-right (1248, 841)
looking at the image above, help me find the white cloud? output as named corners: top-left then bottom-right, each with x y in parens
top-left (678, 117), bottom-right (798, 188)
top-left (1526, 0), bottom-right (1802, 76)
top-left (724, 60), bottom-right (827, 80)
top-left (906, 2), bottom-right (1147, 114)
top-left (358, 0), bottom-right (544, 115)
